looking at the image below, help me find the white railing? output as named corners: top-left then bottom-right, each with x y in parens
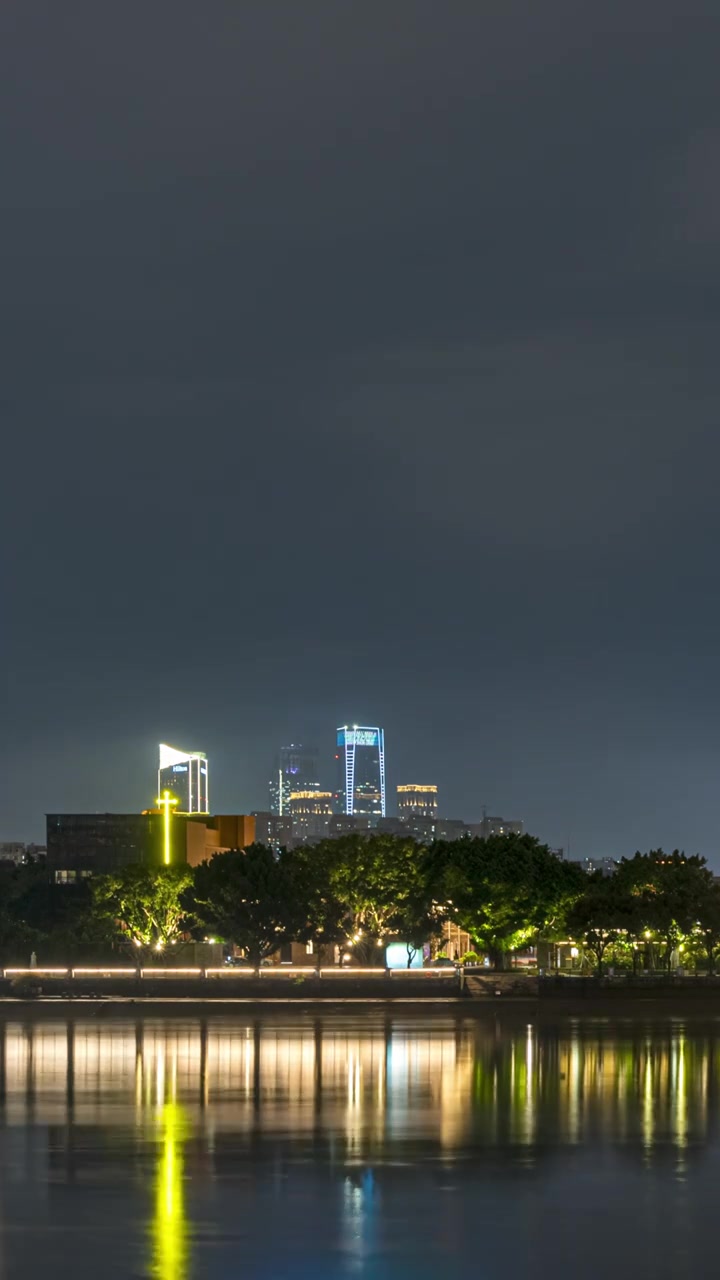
top-left (1, 965), bottom-right (458, 981)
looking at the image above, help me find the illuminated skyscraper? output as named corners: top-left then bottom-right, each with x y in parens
top-left (269, 744), bottom-right (319, 815)
top-left (334, 725), bottom-right (386, 820)
top-left (397, 784), bottom-right (438, 818)
top-left (158, 743), bottom-right (209, 814)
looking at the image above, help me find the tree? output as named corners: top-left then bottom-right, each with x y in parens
top-left (0, 863), bottom-right (46, 962)
top-left (308, 834), bottom-right (440, 964)
top-left (428, 833), bottom-right (584, 970)
top-left (92, 865), bottom-right (194, 956)
top-left (192, 844), bottom-right (331, 964)
top-left (566, 875), bottom-right (633, 975)
top-left (615, 850), bottom-right (714, 970)
top-left (691, 882), bottom-right (720, 973)
top-left (0, 862), bottom-right (113, 963)
top-left (393, 874), bottom-right (445, 967)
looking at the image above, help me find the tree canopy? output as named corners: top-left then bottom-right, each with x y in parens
top-left (92, 864), bottom-right (194, 956)
top-left (7, 835), bottom-right (720, 977)
top-left (565, 874), bottom-right (636, 975)
top-left (428, 833), bottom-right (585, 968)
top-left (306, 834), bottom-right (442, 964)
top-left (0, 862), bottom-right (112, 963)
top-left (192, 843), bottom-right (339, 964)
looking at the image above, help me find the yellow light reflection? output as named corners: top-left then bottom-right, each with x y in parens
top-left (674, 1032), bottom-right (687, 1154)
top-left (152, 1102), bottom-right (189, 1280)
top-left (643, 1049), bottom-right (654, 1155)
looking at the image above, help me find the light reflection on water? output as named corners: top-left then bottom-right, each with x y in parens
top-left (153, 1102), bottom-right (188, 1280)
top-left (0, 1012), bottom-right (719, 1278)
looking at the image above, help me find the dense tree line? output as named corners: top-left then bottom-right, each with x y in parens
top-left (565, 851), bottom-right (720, 974)
top-left (1, 835), bottom-right (719, 973)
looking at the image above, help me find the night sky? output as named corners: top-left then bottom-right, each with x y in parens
top-left (3, 1), bottom-right (720, 860)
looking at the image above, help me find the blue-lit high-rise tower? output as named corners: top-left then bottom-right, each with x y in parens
top-left (334, 726), bottom-right (386, 820)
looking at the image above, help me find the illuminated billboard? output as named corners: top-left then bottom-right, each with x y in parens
top-left (336, 728), bottom-right (378, 748)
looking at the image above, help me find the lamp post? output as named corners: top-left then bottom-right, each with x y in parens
top-left (156, 791), bottom-right (179, 866)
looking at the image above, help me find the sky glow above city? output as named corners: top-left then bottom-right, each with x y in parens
top-left (3, 1), bottom-right (720, 861)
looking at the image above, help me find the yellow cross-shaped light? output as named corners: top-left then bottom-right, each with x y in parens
top-left (156, 791), bottom-right (179, 865)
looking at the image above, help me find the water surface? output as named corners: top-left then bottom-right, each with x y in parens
top-left (0, 1009), bottom-right (716, 1278)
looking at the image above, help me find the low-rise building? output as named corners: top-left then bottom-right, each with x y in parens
top-left (0, 842), bottom-right (28, 865)
top-left (252, 811), bottom-right (292, 854)
top-left (465, 815), bottom-right (524, 839)
top-left (576, 856), bottom-right (617, 876)
top-left (47, 812), bottom-right (256, 881)
top-left (435, 819), bottom-right (469, 842)
top-left (328, 814), bottom-right (374, 838)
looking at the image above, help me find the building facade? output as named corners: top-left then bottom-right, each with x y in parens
top-left (328, 813), bottom-right (374, 838)
top-left (47, 812), bottom-right (255, 880)
top-left (158, 743), bottom-right (209, 814)
top-left (397, 784), bottom-right (438, 818)
top-left (577, 857), bottom-right (616, 876)
top-left (47, 813), bottom-right (166, 880)
top-left (0, 842), bottom-right (27, 865)
top-left (183, 814), bottom-right (256, 866)
top-left (289, 791), bottom-right (333, 845)
top-left (269, 744), bottom-right (319, 815)
top-left (334, 726), bottom-right (386, 820)
top-left (401, 814), bottom-right (438, 843)
top-left (252, 811), bottom-right (293, 854)
top-left (465, 815), bottom-right (524, 840)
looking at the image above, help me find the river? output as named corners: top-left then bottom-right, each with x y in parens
top-left (0, 1009), bottom-right (715, 1278)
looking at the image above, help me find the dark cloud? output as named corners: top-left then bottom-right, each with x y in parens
top-left (2, 0), bottom-right (720, 860)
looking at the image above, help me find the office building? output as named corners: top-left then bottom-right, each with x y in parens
top-left (0, 842), bottom-right (28, 865)
top-left (435, 818), bottom-right (469, 841)
top-left (334, 725), bottom-right (386, 820)
top-left (328, 814), bottom-right (374, 838)
top-left (252, 811), bottom-right (293, 854)
top-left (465, 814), bottom-right (524, 840)
top-left (47, 811), bottom-right (255, 881)
top-left (376, 817), bottom-right (407, 837)
top-left (0, 842), bottom-right (46, 864)
top-left (289, 791), bottom-right (333, 844)
top-left (48, 813), bottom-right (166, 880)
top-left (397, 784), bottom-right (438, 819)
top-left (269, 744), bottom-right (319, 815)
top-left (400, 814), bottom-right (438, 843)
top-left (578, 856), bottom-right (616, 876)
top-left (158, 743), bottom-right (209, 814)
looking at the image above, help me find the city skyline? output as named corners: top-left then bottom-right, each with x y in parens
top-left (61, 727), bottom-right (518, 829)
top-left (1, 714), bottom-right (709, 865)
top-left (21, 724), bottom-right (527, 846)
top-left (4, 718), bottom-right (714, 867)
